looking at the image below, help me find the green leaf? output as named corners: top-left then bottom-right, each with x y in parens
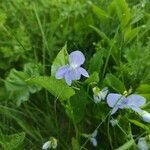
top-left (89, 25), bottom-right (111, 45)
top-left (0, 132), bottom-right (25, 150)
top-left (5, 63), bottom-right (41, 106)
top-left (113, 0), bottom-right (131, 28)
top-left (137, 84), bottom-right (150, 94)
top-left (136, 84), bottom-right (150, 101)
top-left (67, 88), bottom-right (89, 123)
top-left (84, 72), bottom-right (99, 84)
top-left (129, 119), bottom-right (150, 132)
top-left (89, 50), bottom-right (103, 74)
top-left (124, 27), bottom-right (141, 44)
top-left (92, 4), bottom-right (110, 22)
top-left (27, 76), bottom-right (75, 101)
top-left (51, 44), bottom-right (68, 76)
top-left (115, 139), bottom-right (135, 150)
top-left (104, 74), bottom-right (126, 93)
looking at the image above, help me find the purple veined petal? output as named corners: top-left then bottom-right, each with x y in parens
top-left (69, 68), bottom-right (81, 80)
top-left (64, 72), bottom-right (72, 86)
top-left (78, 67), bottom-right (89, 77)
top-left (55, 65), bottom-right (69, 79)
top-left (126, 94), bottom-right (146, 107)
top-left (107, 93), bottom-right (126, 108)
top-left (69, 51), bottom-right (85, 67)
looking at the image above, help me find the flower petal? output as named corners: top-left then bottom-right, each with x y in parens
top-left (42, 141), bottom-right (51, 150)
top-left (111, 106), bottom-right (119, 115)
top-left (107, 93), bottom-right (126, 108)
top-left (69, 68), bottom-right (81, 80)
top-left (65, 72), bottom-right (72, 85)
top-left (69, 51), bottom-right (85, 67)
top-left (78, 67), bottom-right (89, 77)
top-left (130, 106), bottom-right (143, 114)
top-left (101, 87), bottom-right (108, 100)
top-left (55, 65), bottom-right (69, 79)
top-left (90, 137), bottom-right (97, 147)
top-left (92, 130), bottom-right (98, 137)
top-left (142, 111), bottom-right (150, 123)
top-left (126, 94), bottom-right (146, 107)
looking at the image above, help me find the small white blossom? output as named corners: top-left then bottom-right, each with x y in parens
top-left (42, 137), bottom-right (57, 150)
top-left (42, 141), bottom-right (51, 150)
top-left (93, 87), bottom-right (108, 103)
top-left (110, 118), bottom-right (118, 127)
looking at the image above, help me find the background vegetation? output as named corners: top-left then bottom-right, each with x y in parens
top-left (0, 0), bottom-right (150, 149)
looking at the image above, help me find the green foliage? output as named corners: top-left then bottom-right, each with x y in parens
top-left (0, 132), bottom-right (25, 150)
top-left (115, 139), bottom-right (135, 150)
top-left (0, 0), bottom-right (149, 149)
top-left (27, 76), bottom-right (75, 102)
top-left (104, 74), bottom-right (126, 93)
top-left (5, 63), bottom-right (41, 106)
top-left (51, 44), bottom-right (68, 76)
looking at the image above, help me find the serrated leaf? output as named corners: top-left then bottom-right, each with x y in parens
top-left (104, 74), bottom-right (126, 93)
top-left (27, 76), bottom-right (75, 101)
top-left (51, 44), bottom-right (68, 76)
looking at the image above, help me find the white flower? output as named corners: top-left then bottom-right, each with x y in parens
top-left (42, 137), bottom-right (57, 150)
top-left (42, 141), bottom-right (51, 150)
top-left (110, 118), bottom-right (118, 127)
top-left (137, 137), bottom-right (149, 150)
top-left (141, 111), bottom-right (150, 123)
top-left (93, 87), bottom-right (108, 103)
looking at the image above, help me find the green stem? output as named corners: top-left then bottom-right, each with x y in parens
top-left (68, 99), bottom-right (79, 139)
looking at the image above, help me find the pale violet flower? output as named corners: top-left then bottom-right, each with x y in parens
top-left (106, 93), bottom-right (146, 115)
top-left (137, 137), bottom-right (150, 150)
top-left (42, 137), bottom-right (57, 150)
top-left (55, 51), bottom-right (89, 85)
top-left (140, 111), bottom-right (150, 123)
top-left (93, 87), bottom-right (108, 103)
top-left (90, 130), bottom-right (98, 147)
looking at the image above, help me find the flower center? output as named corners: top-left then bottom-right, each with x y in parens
top-left (70, 63), bottom-right (78, 69)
